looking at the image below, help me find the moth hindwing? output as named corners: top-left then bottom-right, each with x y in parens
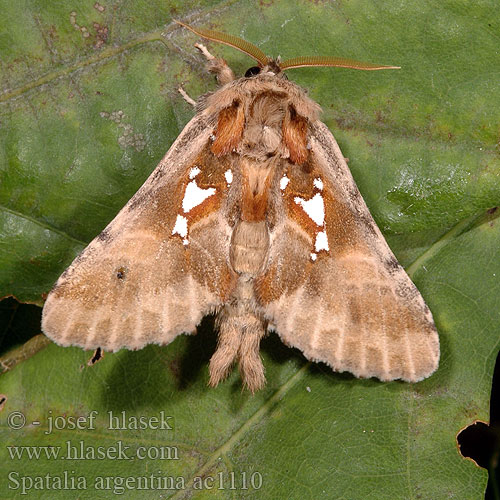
top-left (42, 23), bottom-right (438, 392)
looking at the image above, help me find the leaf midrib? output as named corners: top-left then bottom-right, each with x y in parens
top-left (169, 363), bottom-right (311, 500)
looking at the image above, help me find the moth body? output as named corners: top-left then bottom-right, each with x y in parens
top-left (41, 24), bottom-right (439, 392)
top-left (205, 70), bottom-right (323, 390)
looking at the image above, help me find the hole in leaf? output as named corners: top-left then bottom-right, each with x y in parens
top-left (0, 297), bottom-right (42, 356)
top-left (457, 350), bottom-right (500, 499)
top-left (457, 421), bottom-right (497, 469)
top-left (87, 347), bottom-right (103, 366)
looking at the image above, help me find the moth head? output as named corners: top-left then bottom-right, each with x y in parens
top-left (175, 21), bottom-right (400, 77)
top-left (244, 59), bottom-right (283, 78)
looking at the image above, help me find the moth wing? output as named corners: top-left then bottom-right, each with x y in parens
top-left (257, 122), bottom-right (439, 382)
top-left (42, 113), bottom-right (235, 351)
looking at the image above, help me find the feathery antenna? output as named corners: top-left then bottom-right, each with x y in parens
top-left (175, 21), bottom-right (269, 67)
top-left (176, 21), bottom-right (400, 72)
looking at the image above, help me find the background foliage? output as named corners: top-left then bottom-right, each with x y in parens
top-left (1, 0), bottom-right (499, 498)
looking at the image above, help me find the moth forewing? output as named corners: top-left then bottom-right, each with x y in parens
top-left (258, 122), bottom-right (439, 382)
top-left (41, 112), bottom-right (235, 352)
top-left (41, 22), bottom-right (439, 391)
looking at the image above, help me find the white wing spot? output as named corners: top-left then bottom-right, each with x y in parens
top-left (280, 175), bottom-right (290, 191)
top-left (182, 180), bottom-right (216, 213)
top-left (294, 193), bottom-right (325, 226)
top-left (172, 214), bottom-right (188, 241)
top-left (188, 166), bottom-right (201, 179)
top-left (313, 177), bottom-right (323, 190)
top-left (310, 253), bottom-right (317, 261)
top-left (315, 231), bottom-right (329, 252)
top-left (224, 169), bottom-right (233, 184)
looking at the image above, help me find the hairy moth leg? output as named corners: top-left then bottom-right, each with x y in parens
top-left (211, 305), bottom-right (267, 392)
top-left (210, 307), bottom-right (243, 387)
top-left (178, 42), bottom-right (236, 111)
top-left (195, 43), bottom-right (235, 85)
top-left (178, 86), bottom-right (197, 107)
top-left (237, 317), bottom-right (267, 393)
top-left (210, 279), bottom-right (267, 392)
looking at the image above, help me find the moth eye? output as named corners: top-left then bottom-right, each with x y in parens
top-left (245, 66), bottom-right (261, 77)
top-left (115, 267), bottom-right (127, 280)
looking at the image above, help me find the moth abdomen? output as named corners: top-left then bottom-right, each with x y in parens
top-left (229, 220), bottom-right (269, 276)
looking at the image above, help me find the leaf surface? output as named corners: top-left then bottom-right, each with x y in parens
top-left (1, 1), bottom-right (499, 498)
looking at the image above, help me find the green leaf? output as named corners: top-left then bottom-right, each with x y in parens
top-left (1, 1), bottom-right (499, 499)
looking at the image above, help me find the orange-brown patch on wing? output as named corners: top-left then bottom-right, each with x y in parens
top-left (167, 144), bottom-right (236, 299)
top-left (211, 99), bottom-right (245, 156)
top-left (284, 160), bottom-right (315, 198)
top-left (281, 161), bottom-right (322, 244)
top-left (183, 189), bottom-right (225, 231)
top-left (185, 146), bottom-right (230, 224)
top-left (282, 153), bottom-right (366, 257)
top-left (255, 263), bottom-right (279, 303)
top-left (283, 104), bottom-right (309, 165)
top-left (322, 186), bottom-right (365, 256)
top-left (255, 225), bottom-right (312, 303)
top-left (185, 223), bottom-right (237, 301)
top-left (169, 143), bottom-right (231, 246)
top-left (301, 152), bottom-right (315, 174)
top-left (286, 200), bottom-right (321, 238)
top-left (194, 144), bottom-right (232, 184)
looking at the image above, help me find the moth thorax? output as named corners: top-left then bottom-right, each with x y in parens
top-left (229, 221), bottom-right (269, 276)
top-left (241, 92), bottom-right (285, 159)
top-left (242, 123), bottom-right (281, 159)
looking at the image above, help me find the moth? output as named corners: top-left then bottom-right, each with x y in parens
top-left (42, 21), bottom-right (440, 392)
